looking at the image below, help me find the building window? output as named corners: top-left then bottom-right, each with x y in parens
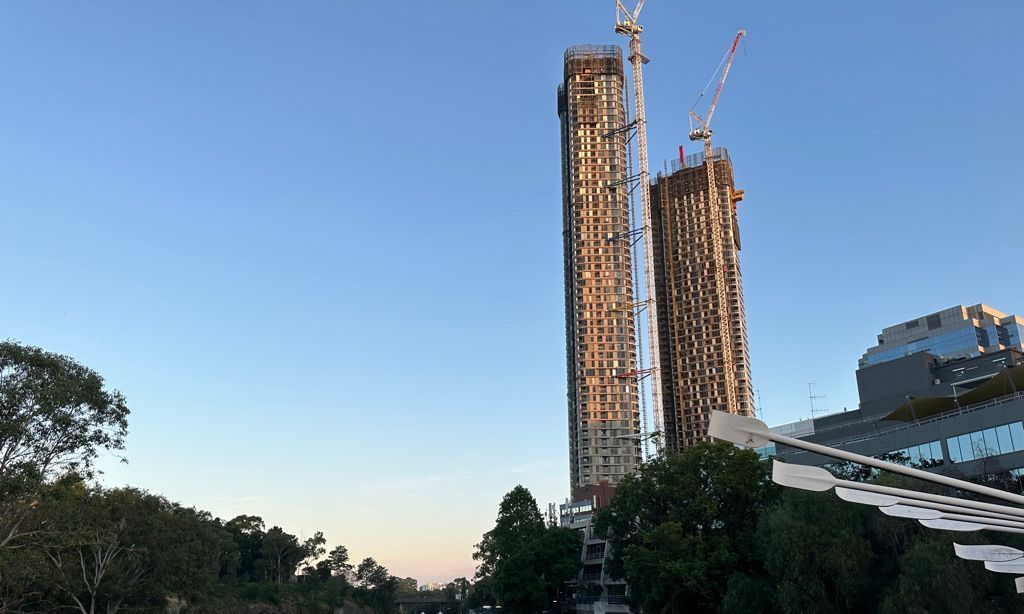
top-left (947, 422), bottom-right (1024, 463)
top-left (885, 441), bottom-right (942, 467)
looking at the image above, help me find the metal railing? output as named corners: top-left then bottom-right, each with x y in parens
top-left (667, 147), bottom-right (729, 173)
top-left (777, 390), bottom-right (1024, 455)
top-left (568, 596), bottom-right (630, 606)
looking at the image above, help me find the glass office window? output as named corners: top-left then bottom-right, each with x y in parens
top-left (947, 437), bottom-right (962, 463)
top-left (998, 425), bottom-right (1014, 457)
top-left (946, 422), bottom-right (1024, 463)
top-left (983, 428), bottom-right (1001, 455)
top-left (1012, 422), bottom-right (1024, 451)
top-left (970, 431), bottom-right (989, 457)
top-left (887, 441), bottom-right (942, 466)
top-left (959, 434), bottom-right (975, 461)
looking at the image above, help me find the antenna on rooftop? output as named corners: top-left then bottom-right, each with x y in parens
top-left (807, 382), bottom-right (828, 419)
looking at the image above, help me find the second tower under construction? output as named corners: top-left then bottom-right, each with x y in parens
top-left (650, 148), bottom-right (753, 451)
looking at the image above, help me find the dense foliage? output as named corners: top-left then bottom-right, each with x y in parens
top-left (472, 485), bottom-right (582, 613)
top-left (594, 441), bottom-right (1024, 614)
top-left (0, 341), bottom-right (478, 614)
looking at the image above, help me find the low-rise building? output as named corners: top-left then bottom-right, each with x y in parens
top-left (551, 484), bottom-right (631, 613)
top-left (770, 305), bottom-right (1024, 484)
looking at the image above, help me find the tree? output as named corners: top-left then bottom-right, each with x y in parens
top-left (313, 559), bottom-right (333, 581)
top-left (473, 485), bottom-right (545, 578)
top-left (225, 514), bottom-right (266, 581)
top-left (355, 557), bottom-right (391, 590)
top-left (475, 486), bottom-right (581, 613)
top-left (262, 526), bottom-right (302, 584)
top-left (31, 483), bottom-right (228, 613)
top-left (0, 341), bottom-right (129, 549)
top-left (491, 526), bottom-right (582, 614)
top-left (593, 441), bottom-right (777, 613)
top-left (396, 576), bottom-right (418, 595)
top-left (326, 544), bottom-right (353, 578)
top-left (466, 576), bottom-right (497, 610)
top-left (299, 530), bottom-right (327, 570)
top-left (355, 558), bottom-right (397, 613)
top-left (879, 531), bottom-right (1024, 614)
top-left (447, 576), bottom-right (470, 612)
top-left (452, 576), bottom-right (470, 600)
top-left (759, 489), bottom-right (874, 613)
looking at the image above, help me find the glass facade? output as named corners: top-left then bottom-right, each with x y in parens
top-left (886, 441), bottom-right (942, 466)
top-left (947, 422), bottom-right (1024, 463)
top-left (1008, 323), bottom-right (1023, 347)
top-left (864, 325), bottom-right (981, 366)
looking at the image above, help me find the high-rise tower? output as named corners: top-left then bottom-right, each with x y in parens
top-left (558, 46), bottom-right (642, 494)
top-left (650, 147), bottom-right (752, 451)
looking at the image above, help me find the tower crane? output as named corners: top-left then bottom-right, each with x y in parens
top-left (688, 29), bottom-right (746, 146)
top-left (614, 0), bottom-right (664, 453)
top-left (688, 29), bottom-right (746, 416)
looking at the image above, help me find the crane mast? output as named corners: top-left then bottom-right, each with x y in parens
top-left (688, 29), bottom-right (746, 419)
top-left (615, 0), bottom-right (664, 452)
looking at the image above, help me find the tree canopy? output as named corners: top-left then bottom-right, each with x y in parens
top-left (593, 441), bottom-right (1024, 614)
top-left (473, 485), bottom-right (582, 614)
top-left (0, 341), bottom-right (130, 549)
top-left (0, 340), bottom-right (436, 613)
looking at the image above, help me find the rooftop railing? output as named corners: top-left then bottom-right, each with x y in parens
top-left (776, 390), bottom-right (1024, 455)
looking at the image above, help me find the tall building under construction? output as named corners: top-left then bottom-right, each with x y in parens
top-left (558, 45), bottom-right (642, 495)
top-left (650, 148), bottom-right (753, 451)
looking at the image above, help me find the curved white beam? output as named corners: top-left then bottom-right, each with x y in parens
top-left (920, 518), bottom-right (1024, 534)
top-left (985, 560), bottom-right (1024, 574)
top-left (834, 487), bottom-right (1024, 523)
top-left (879, 504), bottom-right (942, 520)
top-left (920, 518), bottom-right (987, 531)
top-left (880, 504), bottom-right (1024, 530)
top-left (711, 411), bottom-right (1024, 506)
top-left (773, 462), bottom-right (1024, 520)
top-left (953, 543), bottom-right (1024, 562)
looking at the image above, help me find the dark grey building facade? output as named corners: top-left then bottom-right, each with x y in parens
top-left (772, 305), bottom-right (1024, 484)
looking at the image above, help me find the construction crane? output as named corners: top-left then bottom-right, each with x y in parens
top-left (614, 0), bottom-right (664, 454)
top-left (688, 29), bottom-right (746, 416)
top-left (688, 29), bottom-right (746, 146)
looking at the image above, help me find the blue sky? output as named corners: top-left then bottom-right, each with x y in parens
top-left (2, 1), bottom-right (1021, 582)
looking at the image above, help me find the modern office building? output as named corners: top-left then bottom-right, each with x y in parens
top-left (861, 304), bottom-right (1024, 367)
top-left (558, 45), bottom-right (643, 495)
top-left (771, 305), bottom-right (1024, 484)
top-left (649, 148), bottom-right (753, 451)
